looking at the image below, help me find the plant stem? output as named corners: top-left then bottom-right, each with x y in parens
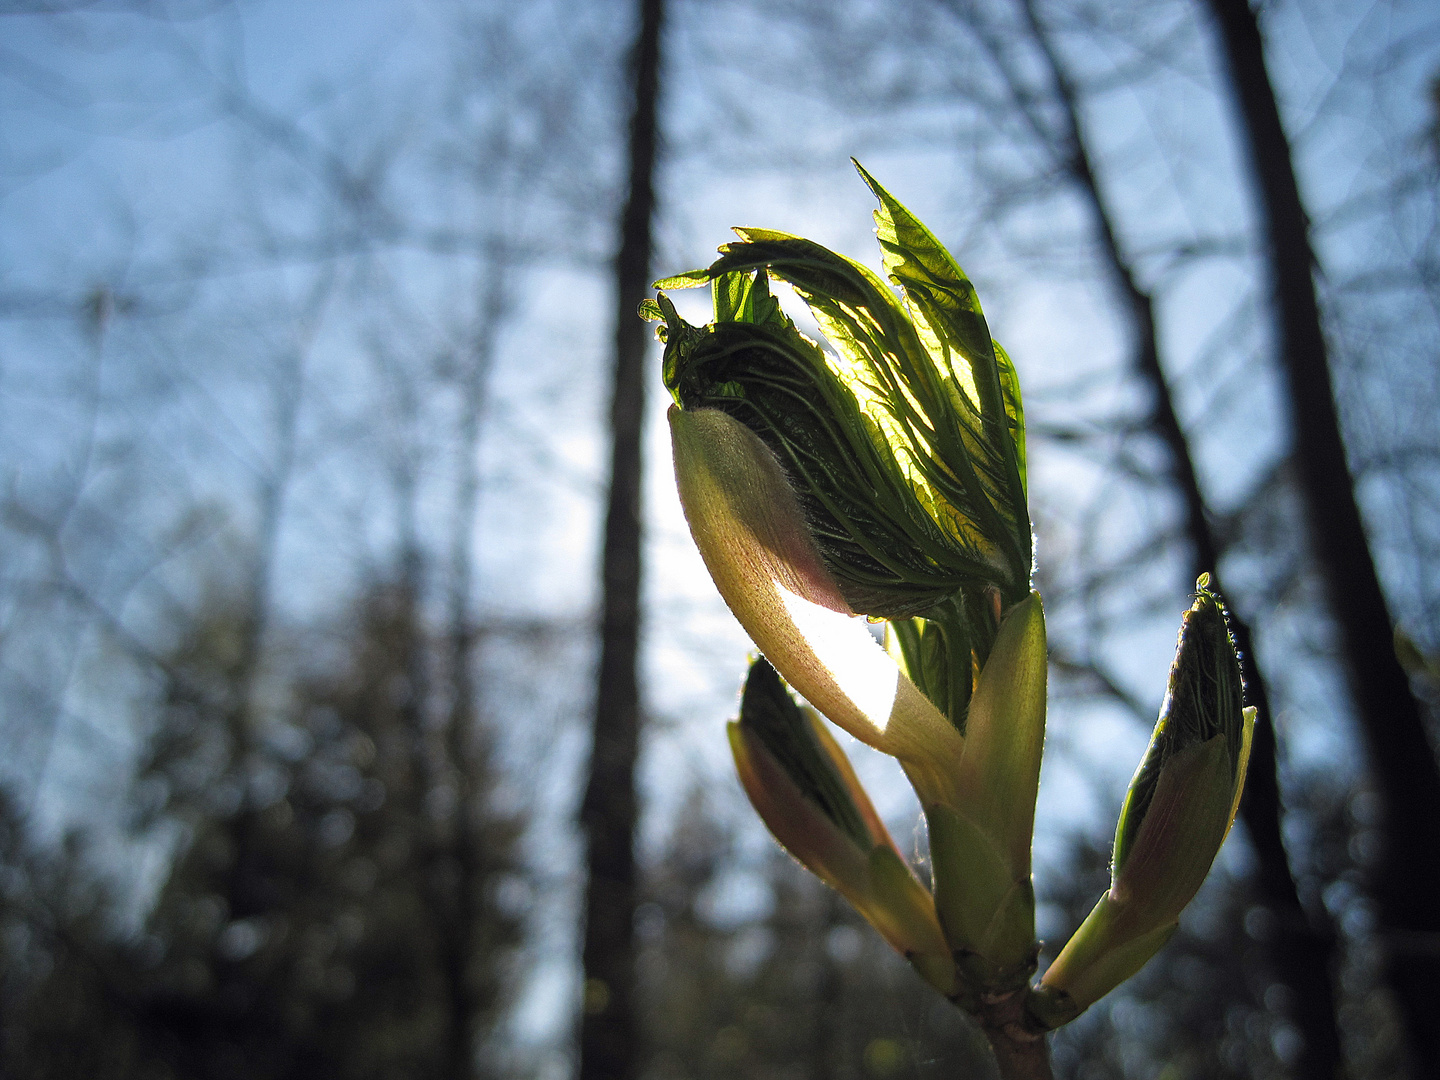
top-left (983, 1029), bottom-right (1052, 1080)
top-left (978, 993), bottom-right (1053, 1080)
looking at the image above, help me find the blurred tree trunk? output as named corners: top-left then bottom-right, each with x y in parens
top-left (1010, 4), bottom-right (1346, 1075)
top-left (1204, 1), bottom-right (1440, 1073)
top-left (578, 1), bottom-right (664, 1078)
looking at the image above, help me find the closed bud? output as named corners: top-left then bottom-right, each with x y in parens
top-left (650, 161), bottom-right (1030, 622)
top-left (923, 593), bottom-right (1047, 989)
top-left (1036, 578), bottom-right (1254, 1022)
top-left (731, 658), bottom-right (956, 995)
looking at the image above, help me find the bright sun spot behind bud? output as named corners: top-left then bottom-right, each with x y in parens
top-left (778, 590), bottom-right (899, 735)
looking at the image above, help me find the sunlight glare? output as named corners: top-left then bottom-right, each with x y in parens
top-left (779, 587), bottom-right (899, 736)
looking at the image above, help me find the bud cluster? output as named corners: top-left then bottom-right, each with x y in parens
top-left (649, 164), bottom-right (1254, 1058)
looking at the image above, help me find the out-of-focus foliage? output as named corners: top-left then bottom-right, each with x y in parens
top-left (1, 576), bottom-right (525, 1080)
top-left (1036, 775), bottom-right (1410, 1080)
top-left (637, 792), bottom-right (996, 1080)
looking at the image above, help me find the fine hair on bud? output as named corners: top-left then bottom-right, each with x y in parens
top-left (1113, 576), bottom-right (1246, 873)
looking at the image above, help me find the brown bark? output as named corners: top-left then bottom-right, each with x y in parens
top-left (1204, 1), bottom-right (1440, 1074)
top-left (577, 2), bottom-right (664, 1078)
top-left (1008, 4), bottom-right (1348, 1074)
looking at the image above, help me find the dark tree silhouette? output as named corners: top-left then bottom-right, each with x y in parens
top-left (578, 1), bottom-right (665, 1078)
top-left (1204, 0), bottom-right (1440, 1074)
top-left (986, 1), bottom-right (1347, 1073)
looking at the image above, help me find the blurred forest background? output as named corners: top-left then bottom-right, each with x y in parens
top-left (1, 1), bottom-right (1438, 1078)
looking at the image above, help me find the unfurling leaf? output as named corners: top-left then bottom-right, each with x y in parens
top-left (654, 163), bottom-right (1030, 624)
